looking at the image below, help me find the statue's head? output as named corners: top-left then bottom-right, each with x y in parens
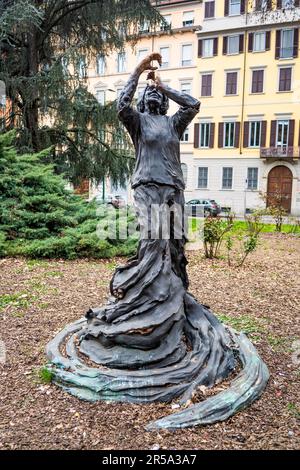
top-left (137, 85), bottom-right (169, 115)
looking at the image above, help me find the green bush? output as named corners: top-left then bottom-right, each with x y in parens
top-left (0, 132), bottom-right (138, 259)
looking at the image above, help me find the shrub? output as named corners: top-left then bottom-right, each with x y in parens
top-left (203, 216), bottom-right (233, 259)
top-left (0, 132), bottom-right (138, 259)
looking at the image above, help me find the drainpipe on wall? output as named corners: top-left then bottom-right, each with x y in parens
top-left (240, 2), bottom-right (249, 155)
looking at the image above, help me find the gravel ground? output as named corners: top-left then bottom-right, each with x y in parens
top-left (0, 233), bottom-right (299, 450)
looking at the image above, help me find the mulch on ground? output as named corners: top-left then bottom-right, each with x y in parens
top-left (0, 233), bottom-right (299, 450)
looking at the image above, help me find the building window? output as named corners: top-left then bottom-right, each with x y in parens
top-left (222, 167), bottom-right (233, 189)
top-left (139, 20), bottom-right (150, 33)
top-left (181, 82), bottom-right (191, 94)
top-left (253, 32), bottom-right (266, 52)
top-left (281, 29), bottom-right (294, 58)
top-left (201, 74), bottom-right (212, 97)
top-left (282, 0), bottom-right (295, 8)
top-left (199, 123), bottom-right (211, 148)
top-left (276, 120), bottom-right (289, 148)
top-left (198, 167), bottom-right (208, 188)
top-left (202, 38), bottom-right (214, 57)
top-left (182, 44), bottom-right (192, 66)
top-left (181, 127), bottom-right (189, 142)
top-left (255, 0), bottom-right (270, 10)
top-left (137, 49), bottom-right (148, 62)
top-left (161, 15), bottom-right (171, 31)
top-left (229, 0), bottom-right (241, 16)
top-left (224, 122), bottom-right (235, 147)
top-left (96, 90), bottom-right (105, 105)
top-left (160, 46), bottom-right (170, 68)
top-left (183, 11), bottom-right (194, 27)
top-left (249, 121), bottom-right (262, 147)
top-left (251, 69), bottom-right (264, 93)
top-left (181, 163), bottom-right (188, 185)
top-left (117, 52), bottom-right (126, 73)
top-left (227, 35), bottom-right (240, 54)
top-left (204, 1), bottom-right (215, 18)
top-left (226, 71), bottom-right (238, 95)
top-left (96, 55), bottom-right (105, 75)
top-left (78, 58), bottom-right (87, 78)
top-left (279, 67), bottom-right (292, 91)
top-left (247, 168), bottom-right (258, 190)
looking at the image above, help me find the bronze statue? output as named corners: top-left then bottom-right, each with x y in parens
top-left (46, 53), bottom-right (269, 431)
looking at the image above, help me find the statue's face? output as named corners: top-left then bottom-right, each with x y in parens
top-left (144, 85), bottom-right (163, 107)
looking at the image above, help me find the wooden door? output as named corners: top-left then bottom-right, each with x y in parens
top-left (267, 166), bottom-right (292, 213)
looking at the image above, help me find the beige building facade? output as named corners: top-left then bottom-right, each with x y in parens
top-left (85, 0), bottom-right (300, 217)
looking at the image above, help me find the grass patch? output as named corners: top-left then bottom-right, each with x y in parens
top-left (106, 261), bottom-right (117, 271)
top-left (267, 335), bottom-right (290, 351)
top-left (44, 271), bottom-right (63, 278)
top-left (217, 313), bottom-right (265, 335)
top-left (189, 218), bottom-right (300, 235)
top-left (287, 403), bottom-right (300, 419)
top-left (26, 260), bottom-right (49, 270)
top-left (0, 292), bottom-right (34, 312)
top-left (38, 366), bottom-right (54, 384)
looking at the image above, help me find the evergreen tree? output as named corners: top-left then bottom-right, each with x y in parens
top-left (0, 0), bottom-right (162, 184)
top-left (0, 132), bottom-right (138, 258)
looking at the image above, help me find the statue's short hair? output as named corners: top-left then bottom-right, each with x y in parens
top-left (137, 85), bottom-right (169, 115)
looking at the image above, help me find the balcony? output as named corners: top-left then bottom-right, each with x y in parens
top-left (154, 0), bottom-right (195, 5)
top-left (260, 147), bottom-right (300, 161)
top-left (276, 46), bottom-right (294, 59)
top-left (248, 6), bottom-right (300, 26)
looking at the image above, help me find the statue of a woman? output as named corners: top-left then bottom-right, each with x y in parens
top-left (46, 53), bottom-right (269, 431)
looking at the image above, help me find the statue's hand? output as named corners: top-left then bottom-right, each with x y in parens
top-left (137, 52), bottom-right (162, 73)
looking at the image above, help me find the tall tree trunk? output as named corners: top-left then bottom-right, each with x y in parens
top-left (24, 27), bottom-right (41, 151)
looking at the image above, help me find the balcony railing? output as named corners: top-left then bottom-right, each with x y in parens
top-left (276, 46), bottom-right (294, 59)
top-left (260, 147), bottom-right (300, 159)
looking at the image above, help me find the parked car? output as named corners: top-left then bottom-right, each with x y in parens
top-left (185, 199), bottom-right (221, 217)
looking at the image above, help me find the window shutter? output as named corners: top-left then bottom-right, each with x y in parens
top-left (198, 39), bottom-right (203, 58)
top-left (266, 31), bottom-right (271, 50)
top-left (270, 120), bottom-right (277, 147)
top-left (288, 119), bottom-right (295, 147)
top-left (277, 0), bottom-right (282, 8)
top-left (234, 122), bottom-right (240, 148)
top-left (293, 28), bottom-right (299, 58)
top-left (239, 34), bottom-right (244, 53)
top-left (252, 70), bottom-right (264, 93)
top-left (223, 36), bottom-right (228, 55)
top-left (275, 30), bottom-right (281, 59)
top-left (209, 123), bottom-right (215, 148)
top-left (243, 122), bottom-right (249, 148)
top-left (213, 38), bottom-right (218, 56)
top-left (194, 123), bottom-right (200, 148)
top-left (241, 0), bottom-right (245, 14)
top-left (205, 1), bottom-right (215, 18)
top-left (248, 33), bottom-right (254, 52)
top-left (224, 0), bottom-right (229, 16)
top-left (261, 121), bottom-right (267, 147)
top-left (218, 123), bottom-right (224, 148)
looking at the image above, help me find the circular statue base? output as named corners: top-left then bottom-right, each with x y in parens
top-left (46, 286), bottom-right (269, 430)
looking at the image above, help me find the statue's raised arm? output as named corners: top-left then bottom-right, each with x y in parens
top-left (155, 76), bottom-right (200, 139)
top-left (117, 53), bottom-right (161, 111)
